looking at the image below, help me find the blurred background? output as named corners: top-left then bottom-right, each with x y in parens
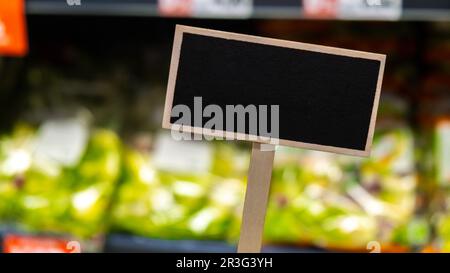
top-left (0, 0), bottom-right (449, 253)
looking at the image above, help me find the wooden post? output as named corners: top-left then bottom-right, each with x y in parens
top-left (237, 143), bottom-right (275, 253)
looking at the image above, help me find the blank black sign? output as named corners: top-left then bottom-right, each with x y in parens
top-left (163, 25), bottom-right (385, 157)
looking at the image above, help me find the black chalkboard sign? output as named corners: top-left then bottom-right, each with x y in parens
top-left (163, 25), bottom-right (385, 157)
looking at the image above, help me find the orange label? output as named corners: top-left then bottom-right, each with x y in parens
top-left (0, 0), bottom-right (28, 56)
top-left (3, 235), bottom-right (80, 253)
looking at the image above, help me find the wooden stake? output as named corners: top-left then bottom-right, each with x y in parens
top-left (237, 143), bottom-right (275, 253)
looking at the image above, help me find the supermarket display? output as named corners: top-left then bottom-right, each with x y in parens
top-left (265, 94), bottom-right (418, 251)
top-left (0, 10), bottom-right (449, 253)
top-left (111, 135), bottom-right (247, 242)
top-left (108, 93), bottom-right (418, 251)
top-left (0, 99), bottom-right (417, 252)
top-left (0, 121), bottom-right (121, 236)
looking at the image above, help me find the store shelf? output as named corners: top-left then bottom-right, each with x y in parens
top-left (25, 0), bottom-right (450, 21)
top-left (104, 233), bottom-right (325, 253)
top-left (0, 228), bottom-right (324, 253)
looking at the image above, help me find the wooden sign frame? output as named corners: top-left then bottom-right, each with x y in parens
top-left (162, 24), bottom-right (386, 157)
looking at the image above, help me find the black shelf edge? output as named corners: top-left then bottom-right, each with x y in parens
top-left (25, 0), bottom-right (450, 21)
top-left (104, 233), bottom-right (325, 253)
top-left (26, 1), bottom-right (159, 16)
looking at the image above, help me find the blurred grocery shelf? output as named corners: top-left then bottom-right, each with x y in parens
top-left (0, 229), bottom-right (325, 253)
top-left (1, 12), bottom-right (449, 253)
top-left (25, 0), bottom-right (450, 21)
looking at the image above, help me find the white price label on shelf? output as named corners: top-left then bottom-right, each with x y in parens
top-left (302, 0), bottom-right (402, 20)
top-left (338, 0), bottom-right (402, 20)
top-left (193, 0), bottom-right (253, 18)
top-left (34, 118), bottom-right (89, 167)
top-left (158, 0), bottom-right (253, 18)
top-left (153, 133), bottom-right (212, 174)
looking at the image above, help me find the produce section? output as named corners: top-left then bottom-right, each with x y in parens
top-left (0, 123), bottom-right (121, 237)
top-left (0, 7), bottom-right (449, 253)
